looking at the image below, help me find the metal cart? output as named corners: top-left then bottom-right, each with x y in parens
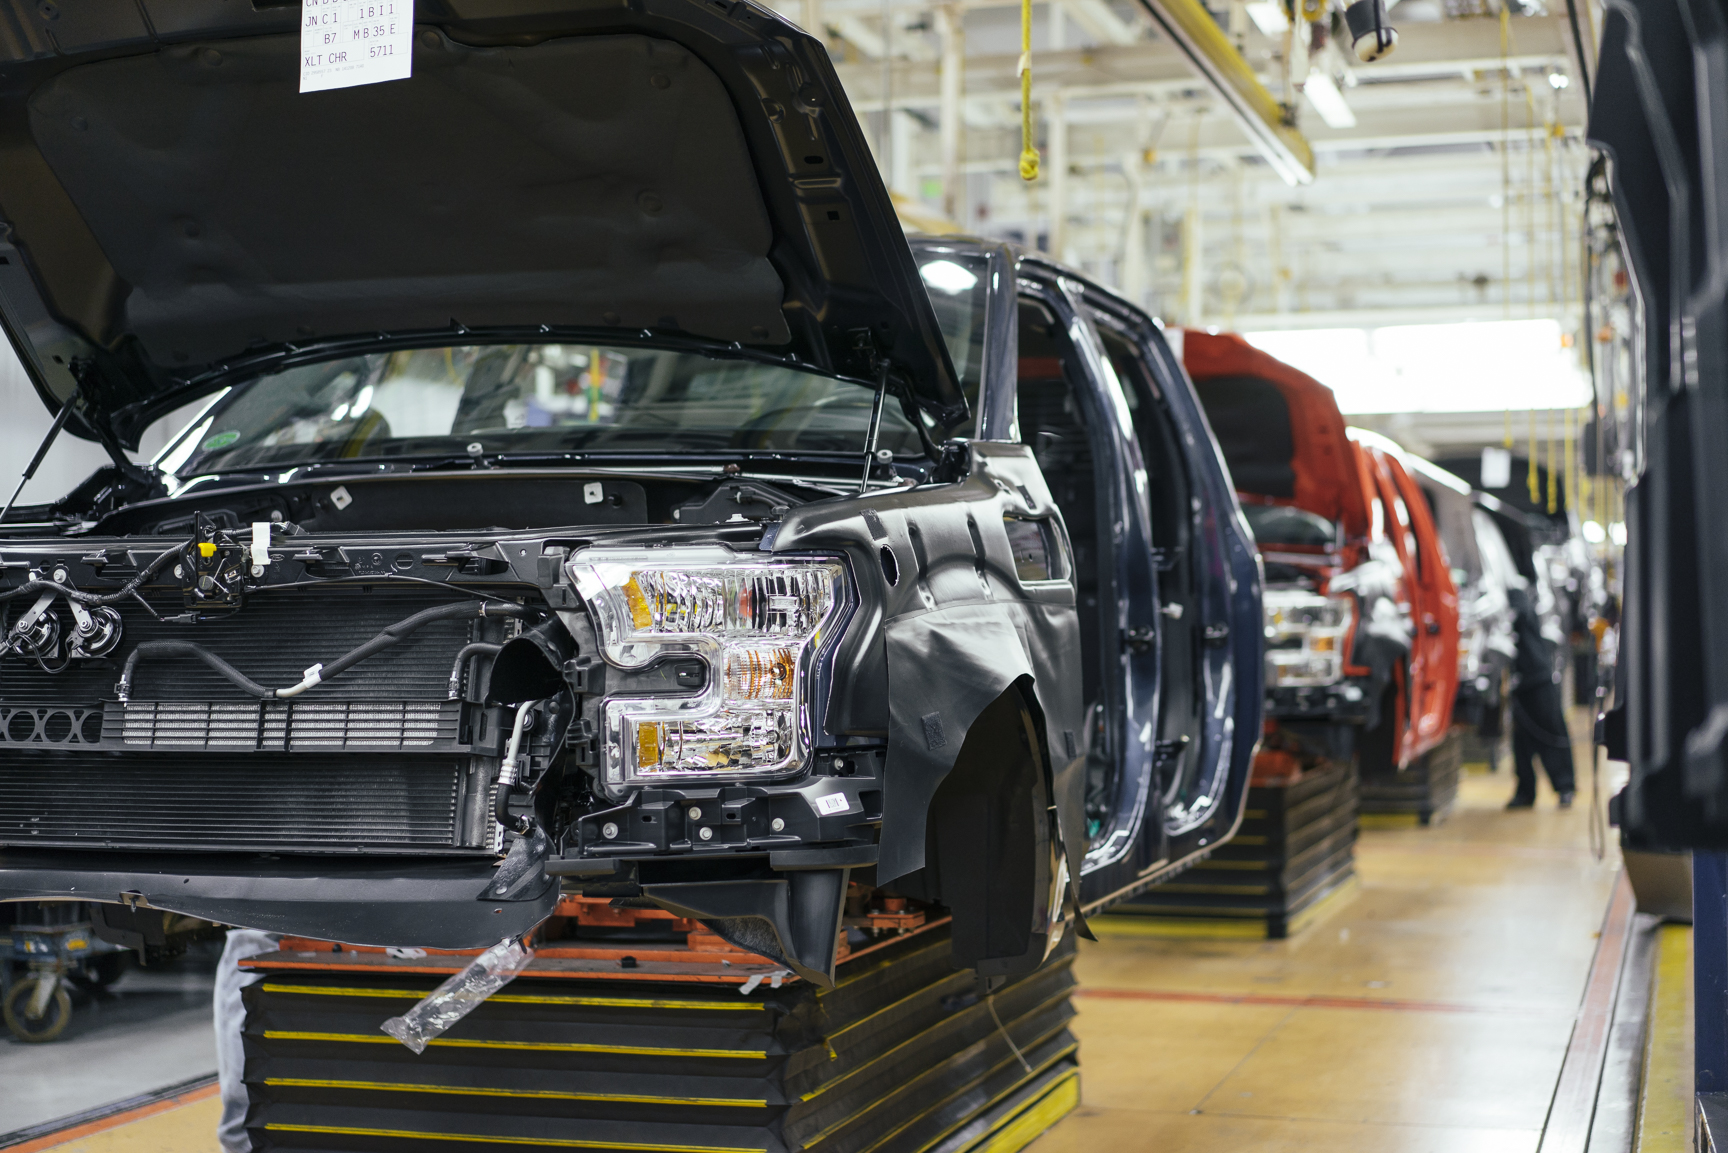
top-left (1, 902), bottom-right (127, 1042)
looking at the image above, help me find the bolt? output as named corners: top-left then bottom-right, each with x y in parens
top-left (174, 564), bottom-right (184, 579)
top-left (601, 822), bottom-right (619, 840)
top-left (687, 806), bottom-right (702, 821)
top-left (771, 818), bottom-right (785, 832)
top-left (698, 826), bottom-right (714, 841)
top-left (51, 568), bottom-right (67, 583)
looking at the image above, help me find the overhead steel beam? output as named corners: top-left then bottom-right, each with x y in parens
top-left (1131, 0), bottom-right (1314, 184)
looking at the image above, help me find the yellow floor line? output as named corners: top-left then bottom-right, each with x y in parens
top-left (1358, 812), bottom-right (1423, 830)
top-left (1085, 915), bottom-right (1269, 940)
top-left (1635, 924), bottom-right (1693, 1152)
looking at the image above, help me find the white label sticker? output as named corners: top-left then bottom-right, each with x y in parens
top-left (815, 793), bottom-right (850, 816)
top-left (301, 0), bottom-right (413, 94)
top-left (583, 482), bottom-right (604, 505)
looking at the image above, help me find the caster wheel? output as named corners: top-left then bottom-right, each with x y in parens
top-left (4, 978), bottom-right (72, 1042)
top-left (73, 953), bottom-right (127, 990)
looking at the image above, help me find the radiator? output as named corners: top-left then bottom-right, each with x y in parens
top-left (0, 753), bottom-right (476, 852)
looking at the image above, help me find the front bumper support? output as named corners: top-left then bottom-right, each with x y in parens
top-left (1264, 682), bottom-right (1375, 724)
top-left (0, 849), bottom-right (559, 949)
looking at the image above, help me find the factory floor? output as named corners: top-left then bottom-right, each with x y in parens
top-left (9, 742), bottom-right (1641, 1153)
top-left (1041, 760), bottom-right (1628, 1153)
top-left (1, 942), bottom-right (218, 1145)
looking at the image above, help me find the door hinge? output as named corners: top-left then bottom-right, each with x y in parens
top-left (1153, 735), bottom-right (1191, 767)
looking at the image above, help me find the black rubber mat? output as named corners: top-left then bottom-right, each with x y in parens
top-left (1106, 763), bottom-right (1359, 937)
top-left (1359, 729), bottom-right (1463, 820)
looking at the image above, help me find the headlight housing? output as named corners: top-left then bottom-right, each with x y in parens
top-left (1263, 588), bottom-right (1354, 687)
top-left (567, 547), bottom-right (847, 785)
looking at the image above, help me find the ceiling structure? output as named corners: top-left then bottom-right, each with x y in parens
top-left (774, 0), bottom-right (1600, 432)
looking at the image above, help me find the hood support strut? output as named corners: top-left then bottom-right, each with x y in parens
top-left (0, 402), bottom-right (72, 524)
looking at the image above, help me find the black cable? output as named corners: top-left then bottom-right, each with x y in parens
top-left (117, 600), bottom-right (534, 701)
top-left (448, 642), bottom-right (504, 700)
top-left (1564, 0), bottom-right (1594, 107)
top-left (0, 538), bottom-right (191, 606)
top-left (242, 573), bottom-right (537, 602)
top-left (120, 641), bottom-right (275, 699)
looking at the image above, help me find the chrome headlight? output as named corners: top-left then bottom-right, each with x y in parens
top-left (1263, 588), bottom-right (1354, 687)
top-left (567, 547), bottom-right (846, 785)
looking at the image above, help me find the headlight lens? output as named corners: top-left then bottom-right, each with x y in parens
top-left (568, 547), bottom-right (846, 784)
top-left (1263, 589), bottom-right (1354, 687)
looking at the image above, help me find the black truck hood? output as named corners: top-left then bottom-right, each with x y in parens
top-left (0, 0), bottom-right (963, 448)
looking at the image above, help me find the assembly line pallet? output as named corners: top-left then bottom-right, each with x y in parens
top-left (236, 897), bottom-right (1079, 1153)
top-left (1098, 763), bottom-right (1359, 940)
top-left (1357, 728), bottom-right (1464, 824)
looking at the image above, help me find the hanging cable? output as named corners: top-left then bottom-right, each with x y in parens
top-left (1499, 2), bottom-right (1513, 449)
top-left (1019, 0), bottom-right (1039, 181)
top-left (1534, 413), bottom-right (1548, 508)
top-left (1555, 406), bottom-right (1569, 515)
top-left (1499, 3), bottom-right (1511, 321)
top-left (1564, 405), bottom-right (1577, 517)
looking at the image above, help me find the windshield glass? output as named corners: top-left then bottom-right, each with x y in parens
top-left (158, 344), bottom-right (924, 477)
top-left (915, 250), bottom-right (990, 418)
top-left (1243, 503), bottom-right (1338, 548)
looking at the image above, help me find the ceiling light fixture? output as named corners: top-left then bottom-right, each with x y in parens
top-left (1304, 73), bottom-right (1358, 129)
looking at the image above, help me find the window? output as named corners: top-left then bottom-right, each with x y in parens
top-left (157, 344), bottom-right (924, 477)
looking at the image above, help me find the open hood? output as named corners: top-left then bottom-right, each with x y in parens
top-left (0, 0), bottom-right (964, 449)
top-left (1182, 329), bottom-right (1369, 539)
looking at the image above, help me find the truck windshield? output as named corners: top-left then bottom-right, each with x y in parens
top-left (1242, 504), bottom-right (1338, 548)
top-left (156, 343), bottom-right (924, 477)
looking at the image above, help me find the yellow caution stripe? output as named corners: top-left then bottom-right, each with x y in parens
top-left (259, 984), bottom-right (759, 1012)
top-left (264, 1123), bottom-right (762, 1153)
top-left (263, 1078), bottom-right (766, 1108)
top-left (262, 1031), bottom-right (764, 1059)
top-left (969, 1068), bottom-right (1080, 1153)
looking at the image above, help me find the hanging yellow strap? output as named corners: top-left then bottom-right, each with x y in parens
top-left (1528, 409), bottom-right (1541, 505)
top-left (1019, 0), bottom-right (1039, 181)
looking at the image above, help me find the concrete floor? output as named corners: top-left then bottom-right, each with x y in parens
top-left (13, 747), bottom-right (1625, 1152)
top-left (1038, 761), bottom-right (1623, 1153)
top-left (2, 942), bottom-right (218, 1136)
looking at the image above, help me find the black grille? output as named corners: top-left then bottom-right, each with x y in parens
top-left (0, 753), bottom-right (471, 852)
top-left (100, 699), bottom-right (461, 752)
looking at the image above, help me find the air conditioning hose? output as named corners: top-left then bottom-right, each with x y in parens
top-left (116, 600), bottom-right (533, 702)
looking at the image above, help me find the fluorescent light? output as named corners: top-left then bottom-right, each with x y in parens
top-left (1242, 319), bottom-right (1593, 414)
top-left (1244, 1), bottom-right (1290, 34)
top-left (1609, 522), bottom-right (1627, 546)
top-left (1480, 446), bottom-right (1512, 489)
top-left (1304, 73), bottom-right (1357, 129)
top-left (1581, 520), bottom-right (1606, 544)
top-left (1548, 71), bottom-right (1570, 89)
top-left (920, 259), bottom-right (979, 295)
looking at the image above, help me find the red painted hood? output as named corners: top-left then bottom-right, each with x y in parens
top-left (1182, 329), bottom-right (1370, 539)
